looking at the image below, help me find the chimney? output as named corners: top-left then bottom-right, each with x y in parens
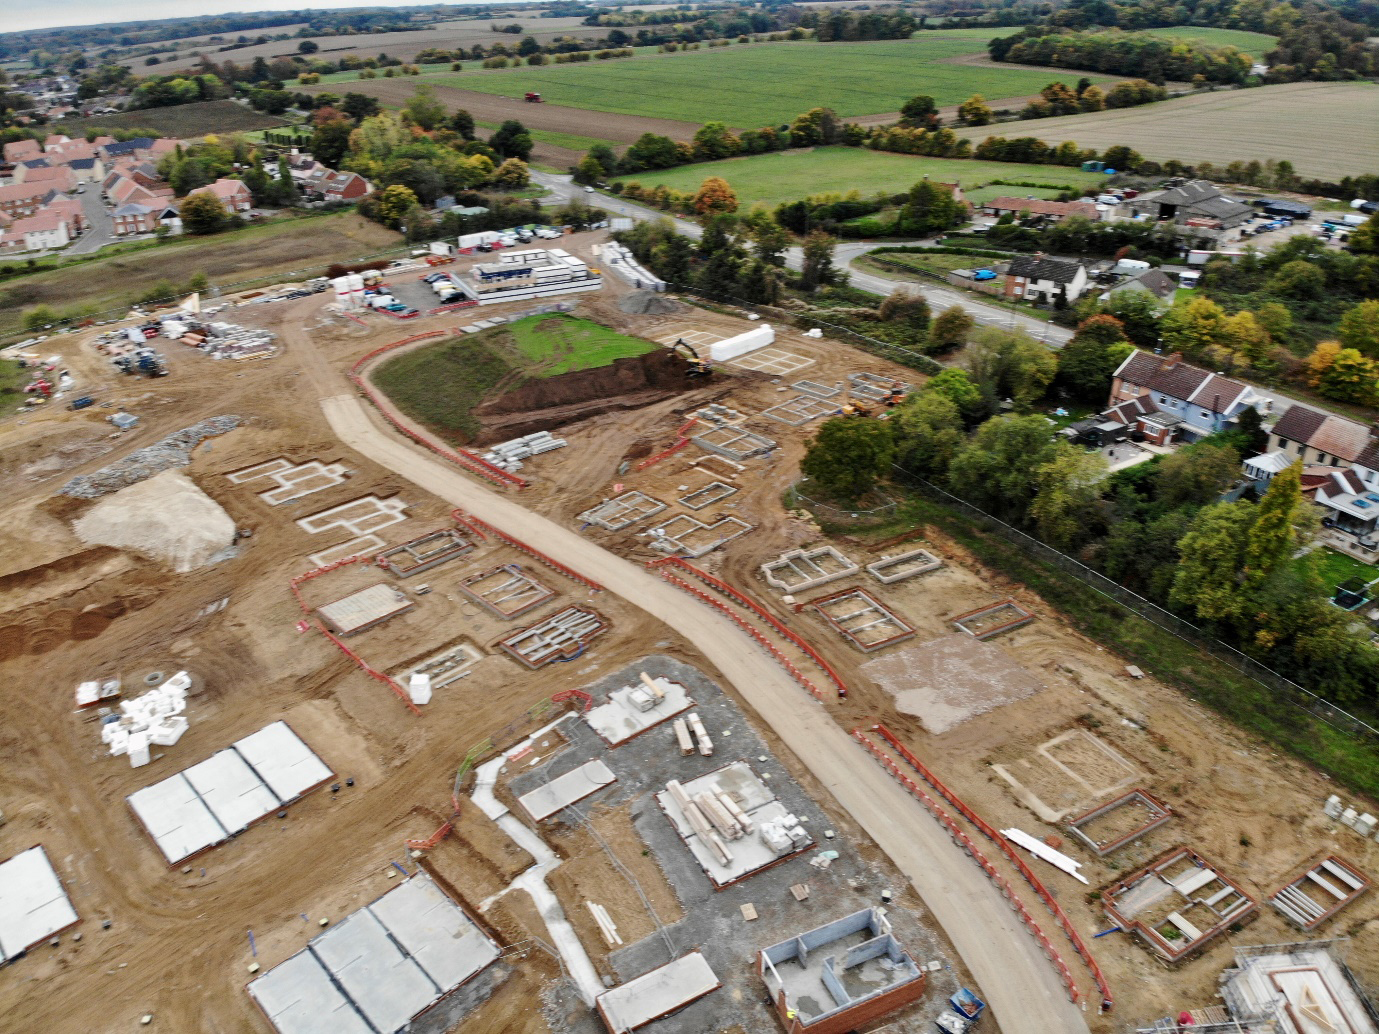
top-left (1161, 352), bottom-right (1183, 371)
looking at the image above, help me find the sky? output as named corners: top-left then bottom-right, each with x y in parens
top-left (7, 1), bottom-right (538, 35)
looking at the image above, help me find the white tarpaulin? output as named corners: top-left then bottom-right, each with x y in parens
top-left (709, 325), bottom-right (774, 362)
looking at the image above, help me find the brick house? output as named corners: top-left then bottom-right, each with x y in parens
top-left (1003, 254), bottom-right (1088, 305)
top-left (301, 167), bottom-right (373, 202)
top-left (2, 138), bottom-right (42, 165)
top-left (0, 182), bottom-right (55, 219)
top-left (188, 178), bottom-right (253, 212)
top-left (16, 165), bottom-right (76, 192)
top-left (1107, 349), bottom-right (1258, 443)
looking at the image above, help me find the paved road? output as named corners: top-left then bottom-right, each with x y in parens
top-left (316, 386), bottom-right (1092, 1034)
top-left (535, 171), bottom-right (1075, 346)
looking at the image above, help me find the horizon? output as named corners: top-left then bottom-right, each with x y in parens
top-left (6, 0), bottom-right (545, 36)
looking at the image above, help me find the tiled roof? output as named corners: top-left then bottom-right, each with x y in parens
top-left (1189, 373), bottom-right (1251, 414)
top-left (1129, 269), bottom-right (1176, 299)
top-left (1008, 254), bottom-right (1082, 283)
top-left (1115, 350), bottom-right (1250, 413)
top-left (985, 197), bottom-right (1099, 219)
top-left (1272, 407), bottom-right (1372, 461)
top-left (1272, 405), bottom-right (1325, 444)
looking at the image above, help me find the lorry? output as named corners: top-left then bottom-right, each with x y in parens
top-left (458, 231), bottom-right (501, 251)
top-left (1113, 258), bottom-right (1151, 275)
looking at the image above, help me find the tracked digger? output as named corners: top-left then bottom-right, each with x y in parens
top-left (667, 339), bottom-right (713, 378)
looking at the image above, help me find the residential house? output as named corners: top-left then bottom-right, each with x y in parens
top-left (1003, 254), bottom-right (1088, 305)
top-left (11, 157), bottom-right (50, 180)
top-left (65, 157), bottom-right (105, 184)
top-left (99, 137), bottom-right (157, 163)
top-left (1262, 407), bottom-right (1374, 470)
top-left (982, 197), bottom-right (1100, 222)
top-left (285, 153), bottom-right (329, 184)
top-left (1127, 179), bottom-right (1252, 231)
top-left (299, 167), bottom-right (373, 202)
top-left (16, 165), bottom-right (76, 193)
top-left (1105, 268), bottom-right (1177, 304)
top-left (44, 197), bottom-right (85, 234)
top-left (5, 209), bottom-right (71, 251)
top-left (1099, 393), bottom-right (1187, 446)
top-left (45, 138), bottom-right (99, 164)
top-left (42, 133), bottom-right (70, 149)
top-left (1107, 349), bottom-right (1259, 442)
top-left (188, 178), bottom-right (252, 212)
top-left (1313, 468), bottom-right (1379, 549)
top-left (3, 139), bottom-right (42, 165)
top-left (0, 182), bottom-right (54, 219)
top-left (111, 201), bottom-right (181, 236)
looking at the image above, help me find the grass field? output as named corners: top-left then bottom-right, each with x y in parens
top-left (433, 37), bottom-right (1116, 126)
top-left (474, 121), bottom-right (612, 153)
top-left (0, 359), bottom-right (28, 406)
top-left (58, 100), bottom-right (290, 139)
top-left (373, 315), bottom-right (653, 441)
top-left (0, 212), bottom-right (400, 341)
top-left (612, 146), bottom-right (1102, 207)
top-left (1134, 26), bottom-right (1278, 52)
top-left (951, 81), bottom-right (1379, 181)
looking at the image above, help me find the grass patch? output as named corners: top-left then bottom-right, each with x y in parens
top-left (851, 491), bottom-right (1379, 799)
top-left (476, 122), bottom-right (614, 154)
top-left (374, 335), bottom-right (513, 442)
top-left (0, 359), bottom-right (29, 404)
top-left (1312, 547), bottom-right (1379, 592)
top-left (964, 183), bottom-right (1068, 206)
top-left (59, 99), bottom-right (290, 138)
top-left (436, 37), bottom-right (1115, 125)
top-left (507, 315), bottom-right (654, 376)
top-left (1132, 26), bottom-right (1278, 53)
top-left (0, 211), bottom-right (401, 341)
top-left (614, 146), bottom-right (1102, 207)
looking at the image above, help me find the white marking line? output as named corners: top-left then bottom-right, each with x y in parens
top-left (657, 330), bottom-right (721, 348)
top-left (729, 348), bottom-right (814, 375)
top-left (257, 461), bottom-right (348, 505)
top-left (309, 535), bottom-right (385, 568)
top-left (226, 458), bottom-right (292, 484)
top-left (297, 495), bottom-right (408, 537)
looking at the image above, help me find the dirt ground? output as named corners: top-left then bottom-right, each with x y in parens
top-left (4, 238), bottom-right (1379, 1034)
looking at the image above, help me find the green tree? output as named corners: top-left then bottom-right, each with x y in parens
top-left (1338, 299), bottom-right (1379, 358)
top-left (957, 94), bottom-right (992, 125)
top-left (1266, 259), bottom-right (1326, 299)
top-left (489, 120), bottom-right (532, 161)
top-left (1346, 213), bottom-right (1379, 255)
top-left (1170, 501), bottom-right (1257, 622)
top-left (1029, 442), bottom-right (1109, 549)
top-left (749, 219), bottom-right (791, 268)
top-left (1057, 314), bottom-right (1131, 400)
top-left (448, 108), bottom-right (475, 138)
top-left (310, 118), bottom-right (352, 167)
top-left (1319, 348), bottom-right (1379, 406)
top-left (492, 158), bottom-right (530, 188)
top-left (929, 305), bottom-right (975, 353)
top-left (22, 305), bottom-right (58, 331)
top-left (890, 390), bottom-right (963, 477)
top-left (966, 327), bottom-right (1057, 409)
top-left (1244, 459), bottom-right (1307, 588)
top-left (587, 142), bottom-right (618, 179)
top-left (946, 413), bottom-right (1058, 517)
top-left (800, 417), bottom-right (896, 501)
top-left (185, 272), bottom-right (210, 293)
top-left (650, 232), bottom-right (695, 286)
top-left (898, 94), bottom-right (938, 127)
top-left (402, 83), bottom-right (446, 130)
top-left (298, 39), bottom-right (319, 54)
top-left (878, 289), bottom-right (931, 337)
top-left (925, 368), bottom-right (986, 424)
top-left (897, 178), bottom-right (963, 236)
top-left (800, 231), bottom-right (839, 292)
top-left (179, 191), bottom-right (227, 234)
top-left (573, 155), bottom-right (604, 186)
top-left (372, 183), bottom-right (419, 228)
top-left (691, 121), bottom-right (740, 161)
top-left (789, 107), bottom-right (839, 147)
top-left (1155, 441), bottom-right (1241, 507)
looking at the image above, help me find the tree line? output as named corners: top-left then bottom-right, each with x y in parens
top-left (989, 30), bottom-right (1254, 85)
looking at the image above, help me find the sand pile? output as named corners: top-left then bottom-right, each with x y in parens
top-left (618, 290), bottom-right (682, 315)
top-left (73, 470), bottom-right (236, 573)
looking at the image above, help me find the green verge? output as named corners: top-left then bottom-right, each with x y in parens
top-left (373, 335), bottom-right (512, 443)
top-left (840, 492), bottom-right (1379, 799)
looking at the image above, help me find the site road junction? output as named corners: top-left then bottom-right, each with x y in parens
top-left (320, 390), bottom-right (1094, 1034)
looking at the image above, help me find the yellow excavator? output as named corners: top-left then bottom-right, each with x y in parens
top-left (668, 339), bottom-right (713, 378)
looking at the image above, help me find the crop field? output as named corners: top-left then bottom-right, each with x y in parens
top-left (612, 146), bottom-right (1102, 207)
top-left (0, 212), bottom-right (400, 341)
top-left (434, 37), bottom-right (1117, 126)
top-left (1133, 26), bottom-right (1278, 52)
top-left (950, 81), bottom-right (1379, 182)
top-left (59, 100), bottom-right (289, 139)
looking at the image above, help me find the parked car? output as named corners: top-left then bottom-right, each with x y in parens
top-left (973, 269), bottom-right (997, 281)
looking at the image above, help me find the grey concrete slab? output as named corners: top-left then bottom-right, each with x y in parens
top-left (0, 846), bottom-right (79, 960)
top-left (313, 907), bottom-right (438, 1034)
top-left (596, 952), bottom-right (719, 1031)
top-left (519, 760), bottom-right (617, 822)
top-left (368, 875), bottom-right (499, 990)
top-left (127, 772), bottom-right (227, 864)
top-left (248, 950), bottom-right (373, 1034)
top-left (234, 721), bottom-right (332, 803)
top-left (183, 749), bottom-right (280, 835)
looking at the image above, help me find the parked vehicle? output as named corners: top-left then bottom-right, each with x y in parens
top-left (68, 396), bottom-right (95, 410)
top-left (973, 269), bottom-right (997, 281)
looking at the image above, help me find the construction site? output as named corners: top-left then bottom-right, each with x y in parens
top-left (4, 225), bottom-right (1379, 1034)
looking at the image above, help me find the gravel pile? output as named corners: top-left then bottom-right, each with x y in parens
top-left (60, 415), bottom-right (242, 499)
top-left (618, 290), bottom-right (681, 315)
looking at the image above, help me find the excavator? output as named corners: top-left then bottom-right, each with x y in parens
top-left (838, 382), bottom-right (907, 418)
top-left (667, 339), bottom-right (713, 378)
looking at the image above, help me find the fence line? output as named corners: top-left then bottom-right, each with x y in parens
top-left (896, 467), bottom-right (1379, 742)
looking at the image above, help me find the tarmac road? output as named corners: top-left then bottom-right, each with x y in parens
top-left (318, 389), bottom-right (1094, 1034)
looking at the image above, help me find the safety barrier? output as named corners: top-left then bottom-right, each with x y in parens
top-left (427, 299), bottom-right (480, 316)
top-left (348, 332), bottom-right (528, 490)
top-left (851, 728), bottom-right (1084, 1007)
top-left (635, 418), bottom-right (699, 471)
top-left (648, 557), bottom-right (849, 699)
top-left (870, 724), bottom-right (1114, 1010)
top-left (452, 509), bottom-right (604, 591)
top-left (656, 568), bottom-right (826, 702)
top-left (289, 555), bottom-right (422, 716)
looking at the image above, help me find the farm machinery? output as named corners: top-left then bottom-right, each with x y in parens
top-left (667, 339), bottom-right (712, 378)
top-left (524, 92), bottom-right (543, 102)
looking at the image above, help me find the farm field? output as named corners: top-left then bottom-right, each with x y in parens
top-left (58, 100), bottom-right (288, 139)
top-left (1133, 26), bottom-right (1278, 51)
top-left (612, 146), bottom-right (1103, 207)
top-left (0, 211), bottom-right (400, 341)
top-left (949, 81), bottom-right (1379, 181)
top-left (432, 37), bottom-right (1118, 126)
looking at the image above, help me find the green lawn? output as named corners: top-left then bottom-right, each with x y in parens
top-left (613, 146), bottom-right (1102, 207)
top-left (507, 315), bottom-right (654, 375)
top-left (435, 38), bottom-right (1116, 126)
top-left (1313, 547), bottom-right (1379, 593)
top-left (964, 183), bottom-right (1068, 206)
top-left (474, 121), bottom-right (613, 153)
top-left (0, 358), bottom-right (28, 405)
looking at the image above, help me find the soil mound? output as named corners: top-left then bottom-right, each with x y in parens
top-left (73, 470), bottom-right (237, 573)
top-left (618, 290), bottom-right (682, 315)
top-left (473, 348), bottom-right (696, 442)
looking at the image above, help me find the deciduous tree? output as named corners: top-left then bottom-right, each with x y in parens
top-left (957, 94), bottom-right (992, 125)
top-left (1339, 299), bottom-right (1379, 357)
top-left (800, 418), bottom-right (896, 501)
top-left (890, 390), bottom-right (963, 477)
top-left (1029, 442), bottom-right (1109, 549)
top-left (402, 83), bottom-right (446, 130)
top-left (1170, 501), bottom-right (1256, 622)
top-left (692, 176), bottom-right (738, 217)
top-left (929, 305), bottom-right (975, 353)
top-left (179, 191), bottom-right (227, 234)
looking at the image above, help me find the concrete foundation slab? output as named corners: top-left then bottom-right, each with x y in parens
top-left (307, 535), bottom-right (384, 568)
top-left (1067, 789), bottom-right (1172, 856)
top-left (499, 606), bottom-right (605, 668)
top-left (378, 529), bottom-right (474, 577)
top-left (296, 495), bottom-right (408, 537)
top-left (584, 676), bottom-right (693, 746)
top-left (183, 749), bottom-right (280, 835)
top-left (728, 348), bottom-right (814, 375)
top-left (761, 547), bottom-right (860, 592)
top-left (952, 598), bottom-right (1035, 640)
top-left (0, 846), bottom-right (80, 961)
top-left (679, 482), bottom-right (738, 511)
top-left (867, 548), bottom-right (943, 584)
top-left (647, 513), bottom-right (752, 558)
top-left (518, 759), bottom-right (618, 821)
top-left (248, 949), bottom-right (373, 1034)
top-left (596, 952), bottom-right (720, 1033)
top-left (234, 721), bottom-right (334, 804)
top-left (316, 583), bottom-right (414, 637)
top-left (578, 491), bottom-right (667, 531)
top-left (808, 588), bottom-right (915, 651)
top-left (691, 426), bottom-right (776, 461)
top-left (761, 395), bottom-right (837, 426)
top-left (791, 379), bottom-right (840, 399)
top-left (459, 564), bottom-right (555, 619)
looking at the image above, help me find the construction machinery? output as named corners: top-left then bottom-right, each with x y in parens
top-left (524, 92), bottom-right (543, 103)
top-left (115, 348), bottom-right (168, 378)
top-left (838, 389), bottom-right (874, 418)
top-left (668, 339), bottom-right (713, 378)
top-left (881, 381), bottom-right (907, 407)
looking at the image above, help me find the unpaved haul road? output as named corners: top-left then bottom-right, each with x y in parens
top-left (321, 392), bottom-right (1092, 1034)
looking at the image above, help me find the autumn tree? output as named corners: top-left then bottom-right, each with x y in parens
top-left (179, 191), bottom-right (228, 234)
top-left (371, 183), bottom-right (419, 228)
top-left (878, 289), bottom-right (931, 336)
top-left (692, 176), bottom-right (738, 217)
top-left (492, 157), bottom-right (530, 189)
top-left (1303, 340), bottom-right (1342, 386)
top-left (1320, 349), bottom-right (1379, 406)
top-left (957, 94), bottom-right (993, 125)
top-left (1160, 295), bottom-right (1228, 361)
top-left (1339, 299), bottom-right (1379, 357)
top-left (800, 418), bottom-right (896, 501)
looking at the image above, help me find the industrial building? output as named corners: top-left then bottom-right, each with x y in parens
top-left (460, 248), bottom-right (602, 305)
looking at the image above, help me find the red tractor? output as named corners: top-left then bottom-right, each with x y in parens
top-left (524, 92), bottom-right (543, 103)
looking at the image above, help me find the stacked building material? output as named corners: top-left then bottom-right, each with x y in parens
top-left (480, 431), bottom-right (568, 472)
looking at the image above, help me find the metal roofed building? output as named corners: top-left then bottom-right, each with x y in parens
top-left (248, 872), bottom-right (500, 1034)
